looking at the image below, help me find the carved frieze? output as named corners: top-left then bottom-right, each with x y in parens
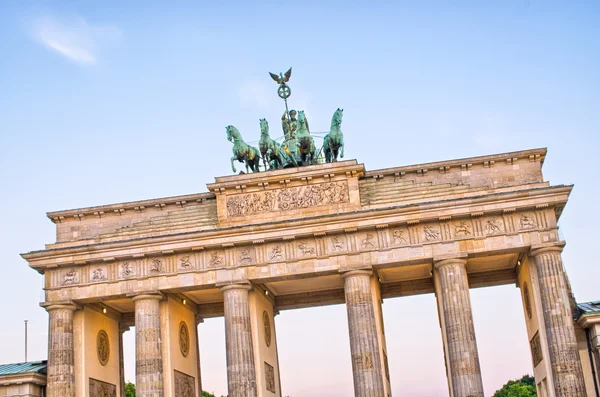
top-left (423, 225), bottom-right (441, 241)
top-left (297, 241), bottom-right (316, 257)
top-left (530, 331), bottom-right (543, 367)
top-left (484, 217), bottom-right (504, 235)
top-left (150, 258), bottom-right (164, 273)
top-left (179, 321), bottom-right (190, 357)
top-left (237, 247), bottom-right (255, 266)
top-left (209, 251), bottom-right (224, 267)
top-left (96, 330), bottom-right (110, 366)
top-left (62, 267), bottom-right (79, 285)
top-left (90, 266), bottom-right (107, 282)
top-left (264, 362), bottom-right (276, 393)
top-left (523, 282), bottom-right (533, 319)
top-left (453, 221), bottom-right (472, 238)
top-left (330, 235), bottom-right (346, 252)
top-left (519, 213), bottom-right (537, 230)
top-left (119, 261), bottom-right (136, 279)
top-left (226, 181), bottom-right (350, 217)
top-left (179, 255), bottom-right (194, 270)
top-left (268, 245), bottom-right (285, 261)
top-left (361, 233), bottom-right (378, 249)
top-left (392, 228), bottom-right (408, 245)
top-left (174, 370), bottom-right (195, 397)
top-left (89, 378), bottom-right (116, 397)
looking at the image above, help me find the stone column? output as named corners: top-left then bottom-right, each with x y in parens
top-left (45, 303), bottom-right (77, 397)
top-left (133, 294), bottom-right (164, 397)
top-left (342, 270), bottom-right (385, 397)
top-left (221, 284), bottom-right (257, 397)
top-left (434, 258), bottom-right (484, 397)
top-left (119, 324), bottom-right (130, 397)
top-left (531, 245), bottom-right (587, 397)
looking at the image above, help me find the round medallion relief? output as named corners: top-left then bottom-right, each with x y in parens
top-left (96, 330), bottom-right (110, 366)
top-left (263, 311), bottom-right (272, 347)
top-left (179, 321), bottom-right (190, 357)
top-left (523, 282), bottom-right (533, 319)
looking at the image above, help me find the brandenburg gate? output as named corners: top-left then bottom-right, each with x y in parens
top-left (22, 147), bottom-right (600, 397)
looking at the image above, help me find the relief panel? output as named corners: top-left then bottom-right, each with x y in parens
top-left (264, 362), bottom-right (276, 393)
top-left (237, 247), bottom-right (256, 266)
top-left (119, 260), bottom-right (137, 279)
top-left (89, 378), bottom-right (116, 397)
top-left (329, 234), bottom-right (347, 253)
top-left (267, 244), bottom-right (285, 262)
top-left (530, 331), bottom-right (543, 367)
top-left (174, 370), bottom-right (195, 397)
top-left (359, 232), bottom-right (379, 250)
top-left (90, 265), bottom-right (108, 282)
top-left (61, 267), bottom-right (80, 286)
top-left (178, 254), bottom-right (195, 270)
top-left (226, 181), bottom-right (350, 217)
top-left (391, 227), bottom-right (409, 246)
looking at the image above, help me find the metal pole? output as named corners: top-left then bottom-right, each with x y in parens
top-left (24, 320), bottom-right (28, 362)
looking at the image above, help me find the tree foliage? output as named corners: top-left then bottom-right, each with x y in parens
top-left (493, 375), bottom-right (537, 397)
top-left (125, 382), bottom-right (136, 397)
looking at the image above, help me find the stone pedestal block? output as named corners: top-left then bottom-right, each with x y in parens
top-left (221, 284), bottom-right (257, 397)
top-left (133, 294), bottom-right (164, 397)
top-left (342, 270), bottom-right (385, 397)
top-left (434, 258), bottom-right (484, 397)
top-left (45, 303), bottom-right (77, 397)
top-left (532, 246), bottom-right (587, 397)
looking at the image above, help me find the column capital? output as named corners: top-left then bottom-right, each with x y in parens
top-left (340, 269), bottom-right (373, 279)
top-left (40, 301), bottom-right (78, 312)
top-left (530, 241), bottom-right (566, 257)
top-left (129, 292), bottom-right (164, 302)
top-left (219, 282), bottom-right (252, 293)
top-left (434, 257), bottom-right (467, 270)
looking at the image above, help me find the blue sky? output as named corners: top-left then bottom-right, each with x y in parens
top-left (0, 1), bottom-right (599, 396)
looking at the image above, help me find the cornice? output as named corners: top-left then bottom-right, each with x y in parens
top-left (22, 184), bottom-right (571, 270)
top-left (46, 192), bottom-right (216, 222)
top-left (363, 147), bottom-right (546, 178)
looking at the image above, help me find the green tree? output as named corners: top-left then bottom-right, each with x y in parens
top-left (493, 375), bottom-right (537, 397)
top-left (125, 382), bottom-right (136, 397)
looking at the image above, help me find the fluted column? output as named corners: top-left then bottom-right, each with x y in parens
top-left (45, 303), bottom-right (77, 397)
top-left (221, 284), bottom-right (257, 397)
top-left (133, 294), bottom-right (164, 397)
top-left (434, 258), bottom-right (484, 397)
top-left (531, 245), bottom-right (587, 397)
top-left (342, 270), bottom-right (385, 397)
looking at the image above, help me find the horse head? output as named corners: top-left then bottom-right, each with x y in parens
top-left (331, 108), bottom-right (344, 128)
top-left (259, 118), bottom-right (269, 136)
top-left (226, 125), bottom-right (239, 142)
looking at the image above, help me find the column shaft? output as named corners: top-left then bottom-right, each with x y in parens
top-left (222, 284), bottom-right (257, 397)
top-left (46, 304), bottom-right (77, 397)
top-left (435, 259), bottom-right (484, 397)
top-left (343, 270), bottom-right (385, 397)
top-left (134, 295), bottom-right (164, 397)
top-left (532, 247), bottom-right (587, 397)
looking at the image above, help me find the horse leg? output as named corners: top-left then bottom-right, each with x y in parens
top-left (340, 141), bottom-right (344, 159)
top-left (231, 156), bottom-right (237, 173)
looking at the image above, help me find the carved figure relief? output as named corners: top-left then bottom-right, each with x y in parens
top-left (269, 246), bottom-right (284, 261)
top-left (62, 268), bottom-right (78, 285)
top-left (523, 282), bottom-right (533, 319)
top-left (424, 225), bottom-right (440, 241)
top-left (264, 362), bottom-right (276, 393)
top-left (174, 370), bottom-right (195, 397)
top-left (121, 262), bottom-right (135, 278)
top-left (210, 252), bottom-right (224, 266)
top-left (89, 378), bottom-right (116, 397)
top-left (263, 311), bottom-right (272, 347)
top-left (485, 218), bottom-right (502, 235)
top-left (96, 330), bottom-right (110, 366)
top-left (362, 233), bottom-right (377, 249)
top-left (226, 181), bottom-right (350, 217)
top-left (331, 235), bottom-right (345, 251)
top-left (179, 321), bottom-right (190, 357)
top-left (392, 229), bottom-right (407, 244)
top-left (530, 331), bottom-right (543, 367)
top-left (92, 268), bottom-right (106, 281)
top-left (298, 241), bottom-right (316, 256)
top-left (238, 248), bottom-right (253, 265)
top-left (519, 214), bottom-right (537, 230)
top-left (179, 255), bottom-right (192, 269)
top-left (150, 259), bottom-right (163, 273)
top-left (454, 221), bottom-right (472, 237)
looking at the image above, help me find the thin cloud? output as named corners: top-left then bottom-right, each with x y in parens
top-left (29, 15), bottom-right (122, 65)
